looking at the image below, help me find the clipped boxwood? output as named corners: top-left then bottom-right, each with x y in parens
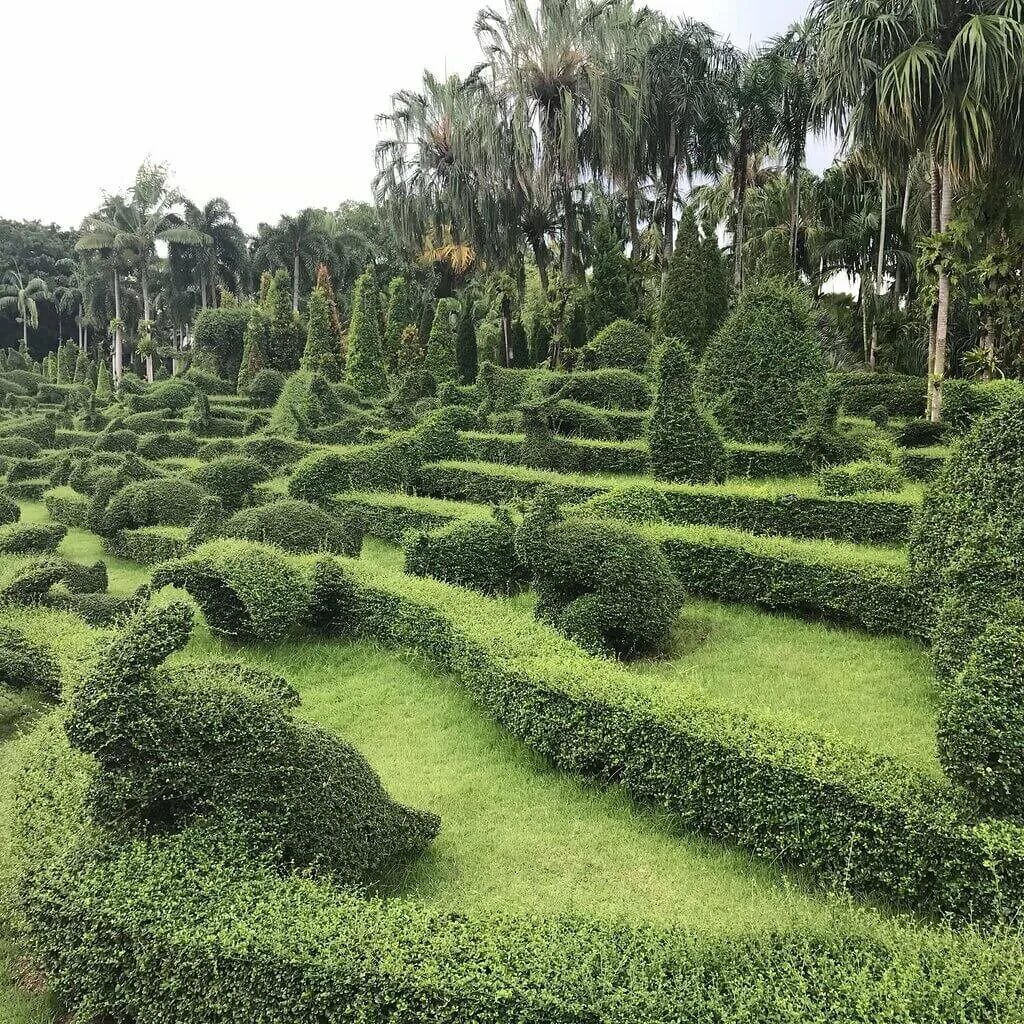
top-left (819, 460), bottom-right (904, 497)
top-left (581, 319), bottom-right (652, 373)
top-left (137, 431), bottom-right (200, 461)
top-left (0, 522), bottom-right (67, 554)
top-left (222, 499), bottom-right (363, 555)
top-left (99, 478), bottom-right (210, 537)
top-left (190, 455), bottom-right (270, 510)
top-left (43, 486), bottom-right (90, 527)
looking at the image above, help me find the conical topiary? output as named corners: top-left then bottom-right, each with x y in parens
top-left (659, 206), bottom-right (707, 353)
top-left (301, 286), bottom-right (343, 380)
top-left (649, 337), bottom-right (728, 483)
top-left (455, 295), bottom-right (478, 383)
top-left (424, 298), bottom-right (459, 388)
top-left (345, 268), bottom-right (388, 399)
top-left (237, 308), bottom-right (267, 394)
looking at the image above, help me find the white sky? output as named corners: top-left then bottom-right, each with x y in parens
top-left (2, 0), bottom-right (832, 233)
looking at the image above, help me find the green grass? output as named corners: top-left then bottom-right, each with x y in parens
top-left (630, 601), bottom-right (940, 775)
top-left (226, 635), bottom-right (847, 931)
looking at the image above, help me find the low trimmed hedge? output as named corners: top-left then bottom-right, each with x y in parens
top-left (332, 491), bottom-right (489, 543)
top-left (833, 371), bottom-right (927, 417)
top-left (222, 499), bottom-right (363, 555)
top-left (105, 526), bottom-right (190, 565)
top-left (419, 461), bottom-right (917, 544)
top-left (819, 460), bottom-right (905, 497)
top-left (0, 522), bottom-right (67, 554)
top-left (43, 486), bottom-right (90, 527)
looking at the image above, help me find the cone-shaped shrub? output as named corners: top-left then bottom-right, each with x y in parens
top-left (455, 296), bottom-right (478, 383)
top-left (588, 216), bottom-right (636, 333)
top-left (237, 308), bottom-right (267, 393)
top-left (659, 207), bottom-right (706, 352)
top-left (425, 298), bottom-right (459, 388)
top-left (649, 338), bottom-right (728, 483)
top-left (346, 269), bottom-right (388, 398)
top-left (384, 277), bottom-right (415, 371)
top-left (301, 286), bottom-right (342, 380)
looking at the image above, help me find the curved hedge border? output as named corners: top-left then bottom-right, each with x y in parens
top-left (317, 559), bottom-right (1019, 919)
top-left (417, 461), bottom-right (917, 544)
top-left (43, 486), bottom-right (90, 527)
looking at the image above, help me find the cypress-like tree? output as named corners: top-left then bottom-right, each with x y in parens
top-left (588, 216), bottom-right (636, 334)
top-left (56, 340), bottom-right (77, 384)
top-left (425, 298), bottom-right (459, 387)
top-left (95, 361), bottom-right (113, 403)
top-left (385, 277), bottom-right (416, 371)
top-left (315, 264), bottom-right (346, 366)
top-left (418, 300), bottom-right (435, 352)
top-left (510, 318), bottom-right (531, 367)
top-left (301, 286), bottom-right (343, 380)
top-left (73, 349), bottom-right (91, 386)
top-left (237, 308), bottom-right (268, 393)
top-left (264, 269), bottom-right (302, 373)
top-left (455, 296), bottom-right (478, 383)
top-left (659, 206), bottom-right (707, 353)
top-left (702, 233), bottom-right (730, 337)
top-left (649, 337), bottom-right (728, 483)
top-left (397, 325), bottom-right (424, 374)
top-left (345, 268), bottom-right (388, 398)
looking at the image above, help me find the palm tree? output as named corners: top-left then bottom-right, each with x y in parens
top-left (78, 163), bottom-right (209, 380)
top-left (51, 258), bottom-right (86, 349)
top-left (0, 269), bottom-right (48, 355)
top-left (252, 209), bottom-right (332, 312)
top-left (815, 0), bottom-right (1024, 418)
top-left (476, 0), bottom-right (633, 278)
top-left (178, 197), bottom-right (248, 308)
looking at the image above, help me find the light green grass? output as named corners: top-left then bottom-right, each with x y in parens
top-left (226, 636), bottom-right (848, 931)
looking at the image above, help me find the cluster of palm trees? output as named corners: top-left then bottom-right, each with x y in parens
top-left (374, 0), bottom-right (1024, 418)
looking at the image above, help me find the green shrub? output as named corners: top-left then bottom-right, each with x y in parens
top-left (245, 368), bottom-right (286, 407)
top-left (405, 509), bottom-right (526, 596)
top-left (698, 280), bottom-right (825, 442)
top-left (301, 286), bottom-right (343, 380)
top-left (63, 601), bottom-right (439, 878)
top-left (658, 207), bottom-right (707, 351)
top-left (649, 338), bottom-right (727, 483)
top-left (833, 371), bottom-right (926, 417)
top-left (100, 478), bottom-right (210, 537)
top-left (190, 455), bottom-right (270, 510)
top-left (588, 215), bottom-right (637, 334)
top-left (0, 522), bottom-right (67, 554)
top-left (106, 526), bottom-right (190, 565)
top-left (581, 319), bottom-right (652, 373)
top-left (266, 369), bottom-right (349, 440)
top-left (137, 431), bottom-right (200, 460)
top-left (222, 499), bottom-right (362, 555)
top-left (938, 611), bottom-right (1024, 816)
top-left (517, 494), bottom-right (680, 657)
top-left (43, 486), bottom-right (90, 527)
top-left (942, 378), bottom-right (1024, 435)
top-left (94, 428), bottom-right (139, 453)
top-left (0, 414), bottom-right (56, 446)
top-left (129, 378), bottom-right (197, 413)
top-left (183, 366), bottom-right (236, 395)
top-left (865, 403), bottom-right (889, 426)
top-left (0, 491), bottom-right (19, 524)
top-left (455, 295), bottom-right (478, 383)
top-left (193, 305), bottom-right (250, 382)
top-left (151, 539), bottom-right (310, 642)
top-left (819, 460), bottom-right (904, 497)
top-left (898, 418), bottom-right (945, 448)
top-left (424, 298), bottom-right (459, 388)
top-left (345, 268), bottom-right (388, 398)
top-left (0, 623), bottom-right (61, 696)
top-left (1, 556), bottom-right (107, 604)
top-left (238, 435), bottom-right (312, 470)
top-left (0, 436), bottom-right (41, 459)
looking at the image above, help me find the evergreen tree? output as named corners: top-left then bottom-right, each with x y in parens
top-left (56, 340), bottom-right (77, 384)
top-left (345, 267), bottom-right (388, 398)
top-left (301, 286), bottom-right (343, 380)
top-left (455, 296), bottom-right (478, 383)
top-left (588, 216), bottom-right (636, 334)
top-left (315, 264), bottom-right (346, 366)
top-left (264, 269), bottom-right (303, 372)
top-left (384, 277), bottom-right (416, 371)
top-left (511, 318), bottom-right (530, 367)
top-left (530, 316), bottom-right (552, 366)
top-left (702, 233), bottom-right (730, 337)
top-left (95, 361), bottom-right (113, 403)
top-left (397, 325), bottom-right (424, 374)
top-left (237, 308), bottom-right (268, 393)
top-left (659, 206), bottom-right (707, 353)
top-left (649, 337), bottom-right (728, 483)
top-left (418, 300), bottom-right (435, 353)
top-left (425, 298), bottom-right (459, 387)
top-left (73, 349), bottom-right (91, 386)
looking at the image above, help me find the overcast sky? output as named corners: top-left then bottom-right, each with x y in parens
top-left (2, 0), bottom-right (831, 233)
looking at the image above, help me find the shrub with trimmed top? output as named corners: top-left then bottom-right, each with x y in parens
top-left (581, 319), bottom-right (652, 374)
top-left (0, 623), bottom-right (61, 696)
top-left (516, 493), bottom-right (680, 657)
top-left (94, 428), bottom-right (139, 453)
top-left (898, 418), bottom-right (945, 448)
top-left (698, 280), bottom-right (825, 442)
top-left (819, 460), bottom-right (904, 497)
top-left (245, 368), bottom-right (286, 407)
top-left (190, 455), bottom-right (270, 511)
top-left (649, 338), bottom-right (727, 484)
top-left (99, 478), bottom-right (210, 537)
top-left (222, 499), bottom-right (363, 555)
top-left (345, 268), bottom-right (388, 399)
top-left (0, 522), bottom-right (67, 554)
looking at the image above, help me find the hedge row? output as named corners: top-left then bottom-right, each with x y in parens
top-left (417, 461), bottom-right (917, 543)
top-left (20, 820), bottom-right (1024, 1024)
top-left (833, 371), bottom-right (927, 417)
top-left (43, 486), bottom-right (90, 527)
top-left (104, 526), bottom-right (190, 565)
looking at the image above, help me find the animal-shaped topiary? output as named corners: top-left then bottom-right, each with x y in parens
top-left (64, 602), bottom-right (440, 883)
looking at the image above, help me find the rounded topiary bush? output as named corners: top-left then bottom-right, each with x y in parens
top-left (94, 429), bottom-right (139, 453)
top-left (0, 522), bottom-right (67, 554)
top-left (938, 611), bottom-right (1024, 816)
top-left (245, 368), bottom-right (287, 408)
top-left (100, 478), bottom-right (210, 537)
top-left (222, 499), bottom-right (362, 556)
top-left (581, 319), bottom-right (652, 374)
top-left (190, 456), bottom-right (270, 510)
top-left (404, 510), bottom-right (527, 596)
top-left (697, 280), bottom-right (825, 442)
top-left (137, 431), bottom-right (200, 461)
top-left (0, 623), bottom-right (61, 696)
top-left (517, 494), bottom-right (681, 658)
top-left (649, 338), bottom-right (727, 484)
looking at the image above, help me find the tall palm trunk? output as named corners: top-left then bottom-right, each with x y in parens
top-left (925, 157), bottom-right (940, 414)
top-left (789, 165), bottom-right (800, 271)
top-left (292, 252), bottom-right (300, 311)
top-left (140, 267), bottom-right (154, 383)
top-left (661, 123), bottom-right (678, 273)
top-left (869, 170), bottom-right (888, 371)
top-left (200, 270), bottom-right (208, 310)
top-left (530, 237), bottom-right (550, 294)
top-left (112, 269), bottom-right (123, 383)
top-left (733, 127), bottom-right (750, 291)
top-left (931, 163), bottom-right (953, 423)
top-left (893, 173), bottom-right (913, 299)
top-left (625, 186), bottom-right (642, 259)
top-left (561, 180), bottom-right (576, 279)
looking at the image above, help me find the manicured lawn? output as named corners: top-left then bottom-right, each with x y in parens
top-left (630, 600), bottom-right (939, 774)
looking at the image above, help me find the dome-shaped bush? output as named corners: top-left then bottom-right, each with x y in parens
top-left (697, 280), bottom-right (825, 442)
top-left (190, 456), bottom-right (270, 510)
top-left (581, 319), bottom-right (652, 374)
top-left (222, 499), bottom-right (362, 555)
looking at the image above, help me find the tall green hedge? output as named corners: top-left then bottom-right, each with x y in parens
top-left (345, 268), bottom-right (388, 399)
